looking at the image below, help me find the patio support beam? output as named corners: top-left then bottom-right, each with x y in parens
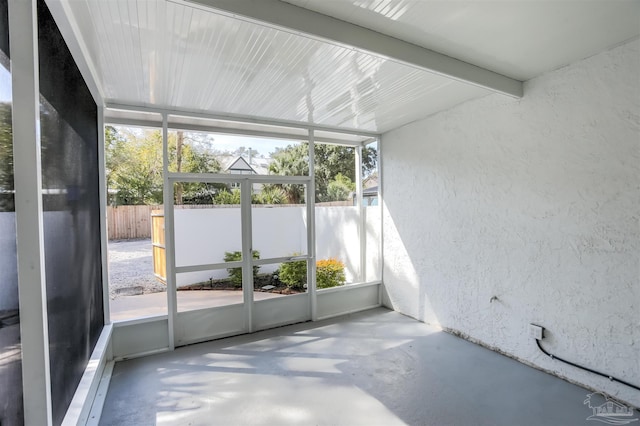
top-left (44, 0), bottom-right (105, 105)
top-left (182, 0), bottom-right (523, 98)
top-left (9, 0), bottom-right (53, 424)
top-left (105, 102), bottom-right (380, 138)
top-left (98, 106), bottom-right (111, 325)
top-left (241, 178), bottom-right (254, 333)
top-left (376, 137), bottom-right (384, 305)
top-left (356, 145), bottom-right (365, 283)
top-left (307, 131), bottom-right (317, 321)
top-left (162, 113), bottom-right (177, 350)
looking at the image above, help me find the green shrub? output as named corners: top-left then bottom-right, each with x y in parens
top-left (278, 256), bottom-right (346, 290)
top-left (258, 185), bottom-right (287, 205)
top-left (326, 173), bottom-right (355, 202)
top-left (279, 257), bottom-right (307, 289)
top-left (224, 250), bottom-right (260, 287)
top-left (215, 188), bottom-right (241, 204)
top-left (316, 258), bottom-right (346, 289)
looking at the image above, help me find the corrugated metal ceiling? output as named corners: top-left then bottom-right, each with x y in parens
top-left (61, 0), bottom-right (492, 133)
top-left (284, 0), bottom-right (640, 81)
top-left (56, 0), bottom-right (639, 134)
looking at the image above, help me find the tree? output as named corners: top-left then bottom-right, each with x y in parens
top-left (173, 132), bottom-right (224, 205)
top-left (326, 173), bottom-right (355, 201)
top-left (258, 185), bottom-right (287, 204)
top-left (105, 125), bottom-right (128, 202)
top-left (105, 127), bottom-right (223, 205)
top-left (314, 144), bottom-right (377, 202)
top-left (214, 188), bottom-right (241, 205)
top-left (175, 131), bottom-right (185, 204)
top-left (0, 102), bottom-right (13, 211)
top-left (213, 187), bottom-right (288, 205)
top-left (268, 142), bottom-right (377, 202)
top-left (268, 144), bottom-right (309, 203)
top-left (106, 128), bottom-right (164, 205)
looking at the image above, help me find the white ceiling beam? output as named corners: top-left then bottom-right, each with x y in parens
top-left (105, 102), bottom-right (381, 137)
top-left (181, 0), bottom-right (523, 98)
top-left (45, 0), bottom-right (105, 106)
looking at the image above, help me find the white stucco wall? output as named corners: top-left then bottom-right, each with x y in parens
top-left (0, 213), bottom-right (18, 311)
top-left (382, 38), bottom-right (639, 405)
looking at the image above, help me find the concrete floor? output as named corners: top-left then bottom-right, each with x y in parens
top-left (0, 321), bottom-right (23, 425)
top-left (110, 290), bottom-right (286, 321)
top-left (100, 308), bottom-right (601, 426)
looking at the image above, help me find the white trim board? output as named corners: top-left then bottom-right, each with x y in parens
top-left (61, 325), bottom-right (113, 426)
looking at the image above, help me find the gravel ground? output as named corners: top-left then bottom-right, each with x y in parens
top-left (108, 238), bottom-right (166, 299)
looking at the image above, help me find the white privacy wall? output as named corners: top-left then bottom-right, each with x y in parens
top-left (382, 38), bottom-right (639, 405)
top-left (174, 207), bottom-right (364, 286)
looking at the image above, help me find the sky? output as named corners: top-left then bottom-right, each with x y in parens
top-left (206, 134), bottom-right (298, 157)
top-left (116, 125), bottom-right (302, 158)
top-left (0, 66), bottom-right (10, 103)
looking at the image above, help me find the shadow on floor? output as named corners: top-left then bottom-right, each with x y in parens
top-left (100, 308), bottom-right (606, 426)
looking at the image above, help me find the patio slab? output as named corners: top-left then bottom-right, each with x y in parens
top-left (110, 290), bottom-right (286, 322)
top-left (99, 308), bottom-right (605, 426)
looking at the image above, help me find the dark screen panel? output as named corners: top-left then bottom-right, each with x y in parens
top-left (0, 0), bottom-right (7, 57)
top-left (0, 0), bottom-right (25, 425)
top-left (37, 1), bottom-right (104, 425)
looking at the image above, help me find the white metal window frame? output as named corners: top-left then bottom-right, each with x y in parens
top-left (5, 0), bottom-right (379, 421)
top-left (9, 1), bottom-right (53, 424)
top-left (103, 107), bottom-right (382, 338)
top-left (8, 2), bottom-right (115, 424)
top-left (165, 173), bottom-right (313, 339)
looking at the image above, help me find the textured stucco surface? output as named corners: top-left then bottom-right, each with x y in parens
top-left (382, 38), bottom-right (640, 405)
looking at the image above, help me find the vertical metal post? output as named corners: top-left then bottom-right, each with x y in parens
top-left (97, 106), bottom-right (111, 325)
top-left (355, 144), bottom-right (364, 283)
top-left (9, 0), bottom-right (53, 424)
top-left (377, 137), bottom-right (384, 304)
top-left (162, 114), bottom-right (176, 349)
top-left (307, 132), bottom-right (317, 321)
top-left (240, 178), bottom-right (254, 332)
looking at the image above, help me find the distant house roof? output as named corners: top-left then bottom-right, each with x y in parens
top-left (363, 174), bottom-right (378, 189)
top-left (250, 157), bottom-right (271, 175)
top-left (225, 156), bottom-right (256, 173)
top-left (363, 186), bottom-right (378, 196)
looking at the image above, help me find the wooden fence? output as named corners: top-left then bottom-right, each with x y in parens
top-left (151, 210), bottom-right (166, 281)
top-left (107, 205), bottom-right (160, 240)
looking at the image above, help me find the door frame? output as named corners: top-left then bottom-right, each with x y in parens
top-left (103, 108), bottom-right (383, 360)
top-left (165, 172), bottom-right (315, 346)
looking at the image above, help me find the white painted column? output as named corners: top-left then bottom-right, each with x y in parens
top-left (355, 145), bottom-right (364, 282)
top-left (307, 132), bottom-right (317, 320)
top-left (376, 137), bottom-right (384, 303)
top-left (162, 114), bottom-right (177, 349)
top-left (97, 106), bottom-right (111, 325)
top-left (8, 0), bottom-right (53, 424)
top-left (241, 178), bottom-right (254, 332)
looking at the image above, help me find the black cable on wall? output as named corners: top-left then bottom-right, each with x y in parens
top-left (536, 339), bottom-right (640, 392)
